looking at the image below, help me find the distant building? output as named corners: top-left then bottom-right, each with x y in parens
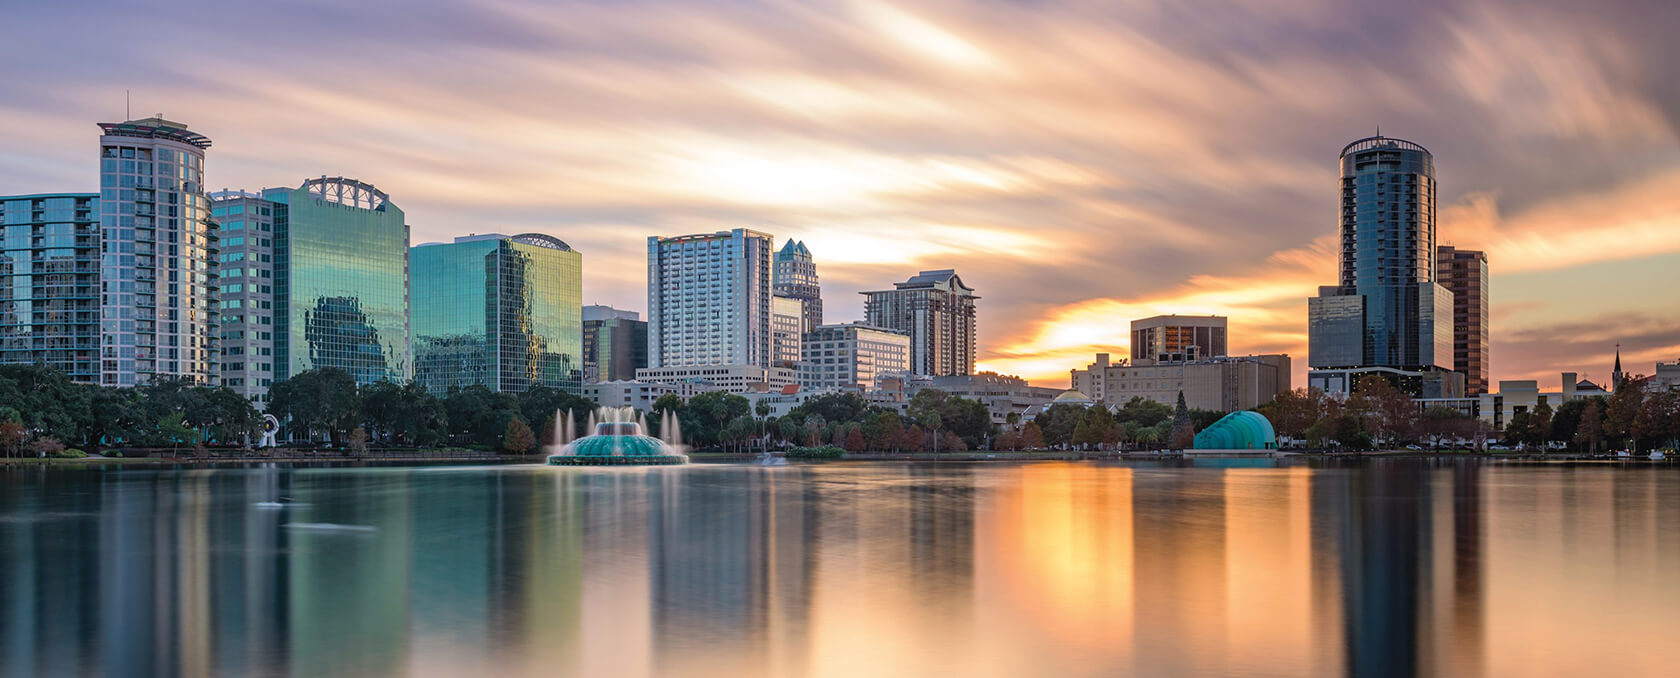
top-left (207, 190), bottom-right (281, 400)
top-left (635, 364), bottom-right (795, 394)
top-left (411, 233), bottom-right (582, 394)
top-left (1436, 246), bottom-right (1490, 395)
top-left (901, 372), bottom-right (1062, 426)
top-left (1308, 135), bottom-right (1456, 398)
top-left (773, 239), bottom-right (822, 333)
top-left (269, 177), bottom-right (411, 386)
top-left (862, 269), bottom-right (978, 377)
top-left (0, 193), bottom-right (101, 383)
top-left (1071, 353), bottom-right (1110, 403)
top-left (98, 116), bottom-right (219, 386)
top-left (582, 305), bottom-right (647, 383)
top-left (800, 322), bottom-right (910, 391)
top-left (585, 379), bottom-right (717, 411)
top-left (772, 294), bottom-right (803, 369)
top-left (1131, 315), bottom-right (1227, 362)
top-left (1476, 373), bottom-right (1612, 431)
top-left (1092, 354), bottom-right (1292, 413)
top-left (647, 229), bottom-right (774, 369)
top-left (1655, 360), bottom-right (1679, 391)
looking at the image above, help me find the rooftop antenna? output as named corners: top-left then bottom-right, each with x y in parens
top-left (1375, 124), bottom-right (1381, 138)
top-left (125, 89), bottom-right (130, 121)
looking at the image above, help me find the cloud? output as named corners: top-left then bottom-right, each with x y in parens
top-left (2, 0), bottom-right (1677, 390)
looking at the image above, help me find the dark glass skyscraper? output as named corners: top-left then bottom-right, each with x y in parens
top-left (1308, 135), bottom-right (1457, 397)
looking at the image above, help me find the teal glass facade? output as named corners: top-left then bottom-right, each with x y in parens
top-left (0, 194), bottom-right (101, 382)
top-left (412, 234), bottom-right (582, 394)
top-left (270, 178), bottom-right (410, 385)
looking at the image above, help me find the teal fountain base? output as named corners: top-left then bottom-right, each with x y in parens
top-left (547, 420), bottom-right (688, 467)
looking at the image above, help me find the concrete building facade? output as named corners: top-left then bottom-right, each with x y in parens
top-left (647, 229), bottom-right (774, 369)
top-left (1437, 246), bottom-right (1490, 395)
top-left (862, 269), bottom-right (978, 377)
top-left (800, 322), bottom-right (910, 391)
top-left (1131, 315), bottom-right (1227, 362)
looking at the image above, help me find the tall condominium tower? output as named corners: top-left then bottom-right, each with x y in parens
top-left (1308, 135), bottom-right (1457, 397)
top-left (773, 239), bottom-right (822, 332)
top-left (412, 233), bottom-right (583, 394)
top-left (582, 305), bottom-right (647, 383)
top-left (647, 229), bottom-right (774, 369)
top-left (862, 269), bottom-right (978, 377)
top-left (1131, 314), bottom-right (1228, 362)
top-left (97, 117), bottom-right (218, 386)
top-left (1436, 246), bottom-right (1489, 395)
top-left (0, 193), bottom-right (101, 382)
top-left (207, 190), bottom-right (280, 401)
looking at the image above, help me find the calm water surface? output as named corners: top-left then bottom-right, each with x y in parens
top-left (2, 460), bottom-right (1677, 677)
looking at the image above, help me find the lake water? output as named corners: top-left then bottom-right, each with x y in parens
top-left (2, 460), bottom-right (1677, 677)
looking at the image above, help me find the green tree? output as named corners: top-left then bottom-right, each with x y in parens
top-left (516, 385), bottom-right (596, 443)
top-left (1034, 403), bottom-right (1084, 447)
top-left (1574, 399), bottom-right (1605, 454)
top-left (924, 412), bottom-right (943, 453)
top-left (1168, 392), bottom-right (1195, 450)
top-left (502, 417), bottom-right (536, 454)
top-left (1347, 375), bottom-right (1417, 446)
top-left (1114, 396), bottom-right (1174, 430)
top-left (1525, 403), bottom-right (1554, 451)
top-left (442, 385), bottom-right (519, 447)
top-left (268, 369), bottom-right (362, 445)
top-left (1605, 376), bottom-right (1648, 451)
top-left (1071, 406), bottom-right (1111, 448)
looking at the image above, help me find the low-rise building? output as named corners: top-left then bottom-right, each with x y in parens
top-left (584, 379), bottom-right (719, 411)
top-left (1656, 360), bottom-right (1680, 391)
top-left (1087, 354), bottom-right (1292, 412)
top-left (1475, 372), bottom-right (1612, 431)
top-left (800, 322), bottom-right (911, 391)
top-left (635, 363), bottom-right (795, 394)
top-left (898, 372), bottom-right (1063, 426)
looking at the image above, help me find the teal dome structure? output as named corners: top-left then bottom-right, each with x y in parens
top-left (548, 422), bottom-right (688, 466)
top-left (1193, 411), bottom-right (1277, 450)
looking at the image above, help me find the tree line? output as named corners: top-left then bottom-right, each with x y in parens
top-left (1258, 375), bottom-right (1680, 452)
top-left (0, 365), bottom-right (261, 456)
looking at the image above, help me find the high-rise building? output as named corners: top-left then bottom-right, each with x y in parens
top-left (800, 322), bottom-right (910, 390)
top-left (207, 190), bottom-right (280, 401)
top-left (582, 305), bottom-right (647, 383)
top-left (412, 233), bottom-right (582, 394)
top-left (0, 193), bottom-right (101, 383)
top-left (862, 269), bottom-right (978, 377)
top-left (772, 294), bottom-right (803, 369)
top-left (1436, 246), bottom-right (1489, 395)
top-left (1307, 135), bottom-right (1458, 397)
top-left (97, 117), bottom-right (218, 386)
top-left (1131, 315), bottom-right (1227, 362)
top-left (773, 239), bottom-right (822, 332)
top-left (270, 177), bottom-right (410, 385)
top-left (646, 229), bottom-right (774, 369)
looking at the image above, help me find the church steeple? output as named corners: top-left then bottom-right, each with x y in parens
top-left (1612, 344), bottom-right (1624, 391)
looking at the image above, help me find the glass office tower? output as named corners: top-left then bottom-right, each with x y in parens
top-left (0, 193), bottom-right (101, 382)
top-left (412, 233), bottom-right (583, 394)
top-left (269, 177), bottom-right (410, 385)
top-left (1307, 135), bottom-right (1457, 397)
top-left (97, 117), bottom-right (218, 386)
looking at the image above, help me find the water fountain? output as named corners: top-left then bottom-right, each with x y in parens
top-left (546, 406), bottom-right (689, 466)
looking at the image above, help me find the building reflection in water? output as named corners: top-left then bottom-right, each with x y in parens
top-left (5, 461), bottom-right (1680, 677)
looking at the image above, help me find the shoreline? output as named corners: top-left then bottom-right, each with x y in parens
top-left (3, 449), bottom-right (1671, 469)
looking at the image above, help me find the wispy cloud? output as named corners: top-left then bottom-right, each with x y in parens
top-left (2, 0), bottom-right (1677, 388)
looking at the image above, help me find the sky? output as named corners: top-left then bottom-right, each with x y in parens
top-left (3, 0), bottom-right (1678, 390)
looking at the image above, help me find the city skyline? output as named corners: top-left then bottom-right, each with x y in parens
top-left (4, 1), bottom-right (1678, 389)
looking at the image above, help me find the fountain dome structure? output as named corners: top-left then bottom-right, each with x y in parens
top-left (547, 415), bottom-right (688, 466)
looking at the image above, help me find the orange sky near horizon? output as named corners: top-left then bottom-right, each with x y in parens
top-left (3, 0), bottom-right (1677, 391)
